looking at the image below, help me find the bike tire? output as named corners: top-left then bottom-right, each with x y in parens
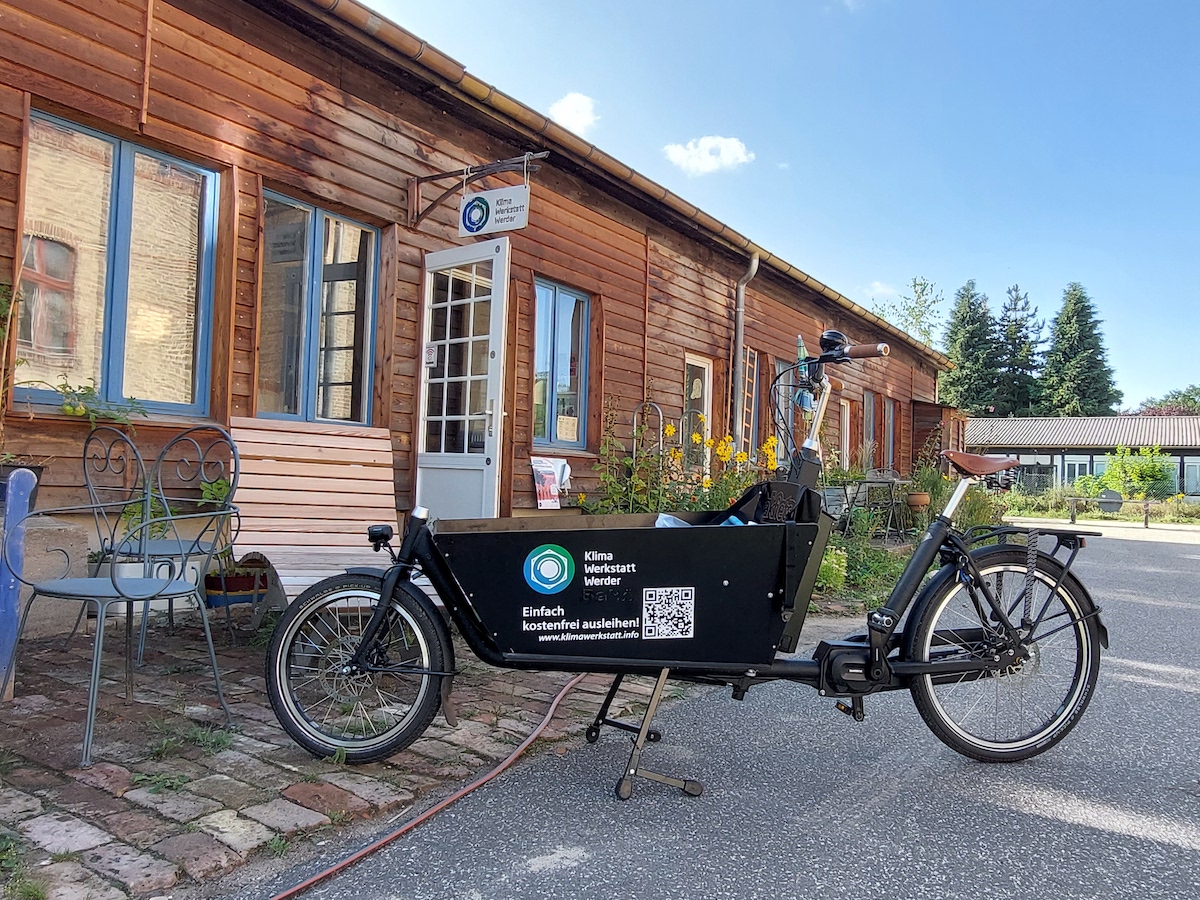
top-left (266, 574), bottom-right (449, 763)
top-left (906, 547), bottom-right (1101, 762)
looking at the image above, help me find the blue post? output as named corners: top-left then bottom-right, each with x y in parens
top-left (1, 467), bottom-right (36, 700)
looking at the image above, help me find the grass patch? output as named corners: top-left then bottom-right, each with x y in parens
top-left (48, 852), bottom-right (80, 863)
top-left (6, 878), bottom-right (48, 900)
top-left (326, 810), bottom-right (350, 826)
top-left (183, 726), bottom-right (233, 756)
top-left (131, 772), bottom-right (190, 794)
top-left (267, 835), bottom-right (289, 857)
top-left (250, 611), bottom-right (280, 649)
top-left (1, 835), bottom-right (47, 900)
top-left (323, 746), bottom-right (347, 767)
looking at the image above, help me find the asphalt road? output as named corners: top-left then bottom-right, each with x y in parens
top-left (238, 532), bottom-right (1200, 900)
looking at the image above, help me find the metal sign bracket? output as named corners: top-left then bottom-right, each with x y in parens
top-left (407, 151), bottom-right (548, 229)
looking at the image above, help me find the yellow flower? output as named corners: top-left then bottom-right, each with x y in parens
top-left (715, 444), bottom-right (732, 463)
top-left (696, 413), bottom-right (706, 424)
top-left (701, 476), bottom-right (712, 489)
top-left (691, 432), bottom-right (703, 445)
top-left (668, 447), bottom-right (683, 462)
top-left (705, 437), bottom-right (715, 448)
top-left (735, 451), bottom-right (749, 465)
top-left (664, 423), bottom-right (677, 438)
top-left (577, 493), bottom-right (587, 505)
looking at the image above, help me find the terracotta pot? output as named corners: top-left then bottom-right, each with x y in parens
top-left (905, 491), bottom-right (931, 510)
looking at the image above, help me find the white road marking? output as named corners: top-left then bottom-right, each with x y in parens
top-left (1108, 672), bottom-right (1200, 694)
top-left (525, 846), bottom-right (590, 874)
top-left (992, 785), bottom-right (1200, 852)
top-left (1107, 656), bottom-right (1200, 683)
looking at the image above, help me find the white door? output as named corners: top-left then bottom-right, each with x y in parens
top-left (416, 238), bottom-right (510, 519)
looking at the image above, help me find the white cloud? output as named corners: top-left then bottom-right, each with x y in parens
top-left (776, 162), bottom-right (790, 170)
top-left (662, 136), bottom-right (755, 176)
top-left (548, 93), bottom-right (598, 137)
top-left (866, 280), bottom-right (900, 300)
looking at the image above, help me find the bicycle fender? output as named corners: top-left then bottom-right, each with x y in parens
top-left (345, 566), bottom-right (387, 578)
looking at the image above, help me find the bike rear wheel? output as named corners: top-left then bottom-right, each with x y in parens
top-left (266, 575), bottom-right (448, 763)
top-left (907, 547), bottom-right (1100, 762)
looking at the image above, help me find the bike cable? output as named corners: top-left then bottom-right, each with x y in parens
top-left (269, 673), bottom-right (588, 900)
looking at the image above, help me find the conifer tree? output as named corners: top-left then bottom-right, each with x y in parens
top-left (993, 284), bottom-right (1043, 417)
top-left (1039, 283), bottom-right (1122, 416)
top-left (940, 280), bottom-right (1001, 415)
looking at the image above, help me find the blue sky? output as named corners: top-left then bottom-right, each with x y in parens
top-left (369, 0), bottom-right (1198, 408)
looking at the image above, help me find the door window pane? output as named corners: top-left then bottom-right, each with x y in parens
top-left (684, 356), bottom-right (712, 468)
top-left (124, 154), bottom-right (204, 404)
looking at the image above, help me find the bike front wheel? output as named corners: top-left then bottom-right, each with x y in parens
top-left (907, 548), bottom-right (1101, 762)
top-left (266, 575), bottom-right (449, 763)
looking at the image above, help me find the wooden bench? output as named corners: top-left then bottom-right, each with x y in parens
top-left (229, 417), bottom-right (400, 601)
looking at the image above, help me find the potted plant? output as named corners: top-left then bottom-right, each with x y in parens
top-left (204, 559), bottom-right (269, 608)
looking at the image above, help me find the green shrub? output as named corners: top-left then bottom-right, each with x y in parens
top-left (815, 545), bottom-right (847, 592)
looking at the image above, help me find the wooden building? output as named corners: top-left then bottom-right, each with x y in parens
top-left (0, 0), bottom-right (952, 531)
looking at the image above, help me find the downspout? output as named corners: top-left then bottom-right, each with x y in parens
top-left (731, 253), bottom-right (760, 446)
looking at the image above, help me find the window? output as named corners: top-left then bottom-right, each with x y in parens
top-left (1064, 456), bottom-right (1090, 483)
top-left (773, 358), bottom-right (796, 468)
top-left (863, 390), bottom-right (877, 466)
top-left (884, 398), bottom-right (897, 470)
top-left (533, 279), bottom-right (588, 447)
top-left (18, 113), bottom-right (217, 414)
top-left (738, 348), bottom-right (760, 454)
top-left (258, 193), bottom-right (377, 423)
top-left (683, 354), bottom-right (713, 468)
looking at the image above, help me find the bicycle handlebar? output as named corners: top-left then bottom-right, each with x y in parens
top-left (845, 342), bottom-right (890, 359)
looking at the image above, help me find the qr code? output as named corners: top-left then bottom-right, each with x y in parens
top-left (642, 587), bottom-right (695, 639)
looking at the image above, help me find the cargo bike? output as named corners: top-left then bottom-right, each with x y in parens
top-left (265, 332), bottom-right (1109, 799)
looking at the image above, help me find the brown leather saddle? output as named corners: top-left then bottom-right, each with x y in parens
top-left (942, 450), bottom-right (1020, 478)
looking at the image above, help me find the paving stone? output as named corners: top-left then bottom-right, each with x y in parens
top-left (81, 840), bottom-right (179, 894)
top-left (319, 772), bottom-right (414, 811)
top-left (124, 788), bottom-right (221, 822)
top-left (100, 809), bottom-right (182, 850)
top-left (443, 721), bottom-right (522, 760)
top-left (19, 811), bottom-right (113, 853)
top-left (187, 774), bottom-right (265, 809)
top-left (151, 831), bottom-right (243, 880)
top-left (406, 738), bottom-right (464, 762)
top-left (44, 781), bottom-right (131, 817)
top-left (226, 702), bottom-right (278, 724)
top-left (241, 798), bottom-right (331, 833)
top-left (131, 758), bottom-right (208, 781)
top-left (68, 762), bottom-right (134, 796)
top-left (196, 750), bottom-right (293, 790)
top-left (39, 860), bottom-right (129, 900)
top-left (282, 781), bottom-right (370, 818)
top-left (0, 786), bottom-right (43, 821)
top-left (228, 733), bottom-right (281, 754)
top-left (3, 766), bottom-right (67, 792)
top-left (195, 809), bottom-right (275, 854)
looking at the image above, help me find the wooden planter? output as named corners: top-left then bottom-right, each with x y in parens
top-left (204, 572), bottom-right (268, 608)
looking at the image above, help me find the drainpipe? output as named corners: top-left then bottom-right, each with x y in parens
top-left (731, 253), bottom-right (760, 447)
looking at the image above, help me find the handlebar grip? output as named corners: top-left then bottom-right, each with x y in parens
top-left (845, 342), bottom-right (889, 359)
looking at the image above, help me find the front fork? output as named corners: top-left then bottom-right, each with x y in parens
top-left (340, 508), bottom-right (430, 676)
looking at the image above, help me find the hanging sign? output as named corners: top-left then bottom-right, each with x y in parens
top-left (458, 184), bottom-right (530, 237)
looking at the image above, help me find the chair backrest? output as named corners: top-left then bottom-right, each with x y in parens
top-left (150, 425), bottom-right (240, 513)
top-left (82, 426), bottom-right (150, 557)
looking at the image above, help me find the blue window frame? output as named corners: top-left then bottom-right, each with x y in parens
top-left (533, 279), bottom-right (589, 448)
top-left (18, 112), bottom-right (217, 416)
top-left (257, 192), bottom-right (378, 424)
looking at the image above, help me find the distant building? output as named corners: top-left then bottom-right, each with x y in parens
top-left (965, 417), bottom-right (1200, 495)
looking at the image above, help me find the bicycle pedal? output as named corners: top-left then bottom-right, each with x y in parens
top-left (834, 698), bottom-right (865, 722)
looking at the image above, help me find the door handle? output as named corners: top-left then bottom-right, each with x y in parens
top-left (487, 399), bottom-right (495, 437)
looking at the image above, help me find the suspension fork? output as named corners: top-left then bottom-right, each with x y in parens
top-left (343, 508), bottom-right (429, 674)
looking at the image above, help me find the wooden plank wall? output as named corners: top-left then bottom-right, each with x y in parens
top-left (0, 0), bottom-right (945, 510)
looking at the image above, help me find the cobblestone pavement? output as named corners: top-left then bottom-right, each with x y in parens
top-left (0, 607), bottom-right (671, 898)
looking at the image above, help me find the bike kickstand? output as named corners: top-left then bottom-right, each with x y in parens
top-left (585, 673), bottom-right (662, 745)
top-left (614, 668), bottom-right (702, 801)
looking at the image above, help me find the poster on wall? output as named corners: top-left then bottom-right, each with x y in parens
top-left (530, 457), bottom-right (560, 509)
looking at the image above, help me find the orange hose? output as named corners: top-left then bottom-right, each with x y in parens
top-left (270, 673), bottom-right (588, 900)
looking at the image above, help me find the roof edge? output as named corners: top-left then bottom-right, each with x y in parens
top-left (283, 0), bottom-right (951, 370)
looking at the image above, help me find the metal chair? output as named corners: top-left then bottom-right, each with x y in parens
top-left (1, 428), bottom-right (232, 766)
top-left (134, 425), bottom-right (241, 662)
